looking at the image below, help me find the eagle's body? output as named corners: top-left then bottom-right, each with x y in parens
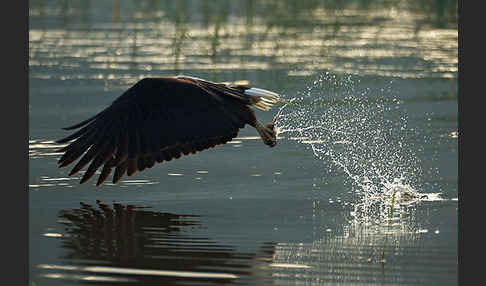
top-left (57, 75), bottom-right (280, 186)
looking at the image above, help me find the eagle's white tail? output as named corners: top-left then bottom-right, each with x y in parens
top-left (244, 88), bottom-right (280, 111)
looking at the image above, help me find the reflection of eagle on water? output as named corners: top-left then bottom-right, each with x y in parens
top-left (54, 201), bottom-right (276, 284)
top-left (58, 201), bottom-right (201, 262)
top-left (56, 75), bottom-right (280, 186)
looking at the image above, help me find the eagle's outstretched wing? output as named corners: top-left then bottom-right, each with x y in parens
top-left (56, 76), bottom-right (279, 186)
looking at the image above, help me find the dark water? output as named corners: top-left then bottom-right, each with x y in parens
top-left (29, 1), bottom-right (458, 285)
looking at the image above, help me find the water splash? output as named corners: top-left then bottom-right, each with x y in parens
top-left (275, 72), bottom-right (433, 222)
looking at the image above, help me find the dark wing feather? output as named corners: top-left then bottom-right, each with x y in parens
top-left (57, 77), bottom-right (255, 186)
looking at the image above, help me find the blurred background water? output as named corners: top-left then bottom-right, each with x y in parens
top-left (29, 0), bottom-right (458, 285)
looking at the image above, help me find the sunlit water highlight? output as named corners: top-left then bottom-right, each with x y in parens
top-left (38, 264), bottom-right (239, 280)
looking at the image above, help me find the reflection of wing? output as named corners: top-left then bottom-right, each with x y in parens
top-left (51, 201), bottom-right (276, 285)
